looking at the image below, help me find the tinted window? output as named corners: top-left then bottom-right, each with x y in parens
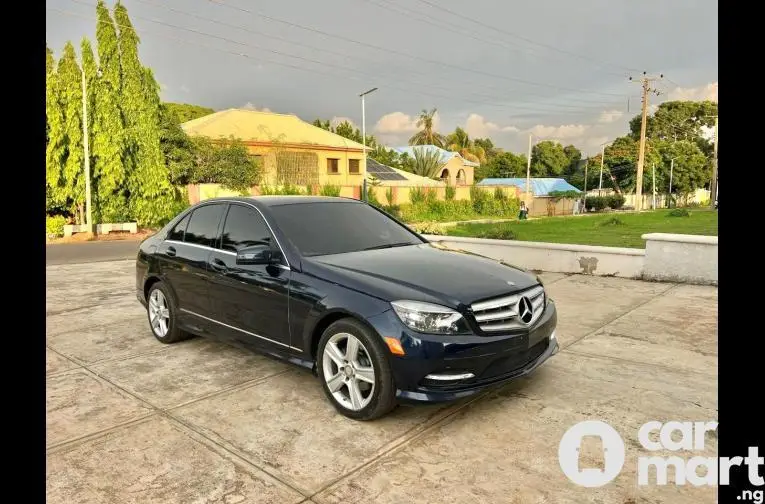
top-left (167, 213), bottom-right (189, 241)
top-left (269, 202), bottom-right (423, 256)
top-left (184, 204), bottom-right (224, 247)
top-left (221, 205), bottom-right (271, 252)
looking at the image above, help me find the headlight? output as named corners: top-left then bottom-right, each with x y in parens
top-left (390, 300), bottom-right (469, 334)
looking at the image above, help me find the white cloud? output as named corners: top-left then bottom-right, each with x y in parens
top-left (464, 113), bottom-right (519, 138)
top-left (374, 111), bottom-right (433, 134)
top-left (527, 123), bottom-right (589, 140)
top-left (241, 102), bottom-right (272, 112)
top-left (180, 84), bottom-right (190, 94)
top-left (667, 81), bottom-right (718, 102)
top-left (330, 116), bottom-right (357, 128)
top-left (598, 110), bottom-right (624, 124)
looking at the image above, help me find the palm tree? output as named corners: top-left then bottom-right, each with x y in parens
top-left (411, 146), bottom-right (447, 179)
top-left (409, 108), bottom-right (447, 147)
top-left (446, 127), bottom-right (486, 164)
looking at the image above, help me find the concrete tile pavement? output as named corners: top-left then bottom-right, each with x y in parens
top-left (46, 260), bottom-right (717, 504)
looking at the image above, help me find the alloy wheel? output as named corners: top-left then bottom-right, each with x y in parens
top-left (149, 289), bottom-right (171, 338)
top-left (322, 332), bottom-right (376, 411)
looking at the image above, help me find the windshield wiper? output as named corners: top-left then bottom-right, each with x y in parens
top-left (362, 242), bottom-right (415, 251)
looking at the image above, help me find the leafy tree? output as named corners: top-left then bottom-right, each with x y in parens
top-left (602, 135), bottom-right (662, 193)
top-left (159, 104), bottom-right (195, 185)
top-left (312, 118), bottom-right (376, 147)
top-left (115, 2), bottom-right (175, 226)
top-left (530, 140), bottom-right (568, 177)
top-left (477, 151), bottom-right (527, 181)
top-left (92, 0), bottom-right (127, 221)
top-left (58, 42), bottom-right (86, 223)
top-left (562, 145), bottom-right (582, 177)
top-left (189, 136), bottom-right (261, 191)
top-left (46, 46), bottom-right (68, 213)
top-left (473, 137), bottom-right (500, 161)
top-left (369, 145), bottom-right (413, 171)
top-left (163, 102), bottom-right (214, 123)
top-left (656, 139), bottom-right (709, 196)
top-left (629, 100), bottom-right (717, 144)
top-left (410, 147), bottom-right (446, 178)
top-left (409, 108), bottom-right (446, 147)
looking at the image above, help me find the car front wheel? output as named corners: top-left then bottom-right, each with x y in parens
top-left (317, 318), bottom-right (397, 420)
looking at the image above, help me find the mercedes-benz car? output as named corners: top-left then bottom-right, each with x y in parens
top-left (135, 196), bottom-right (559, 420)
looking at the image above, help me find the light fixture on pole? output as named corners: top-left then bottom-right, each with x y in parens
top-left (359, 88), bottom-right (378, 199)
top-left (81, 59), bottom-right (93, 231)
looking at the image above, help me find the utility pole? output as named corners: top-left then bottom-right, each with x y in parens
top-left (630, 72), bottom-right (663, 211)
top-left (651, 164), bottom-right (656, 210)
top-left (359, 87), bottom-right (377, 201)
top-left (669, 158), bottom-right (674, 208)
top-left (81, 63), bottom-right (92, 230)
top-left (598, 144), bottom-right (605, 196)
top-left (710, 116), bottom-right (718, 207)
top-left (583, 159), bottom-right (589, 209)
top-left (526, 133), bottom-right (533, 204)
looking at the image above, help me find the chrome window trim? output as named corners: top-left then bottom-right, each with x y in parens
top-left (165, 199), bottom-right (292, 270)
top-left (180, 308), bottom-right (301, 351)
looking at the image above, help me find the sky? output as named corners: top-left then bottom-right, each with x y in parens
top-left (46, 0), bottom-right (718, 155)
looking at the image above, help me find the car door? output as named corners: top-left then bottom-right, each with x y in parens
top-left (156, 203), bottom-right (225, 319)
top-left (206, 203), bottom-right (293, 351)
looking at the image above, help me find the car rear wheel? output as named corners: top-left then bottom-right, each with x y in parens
top-left (317, 318), bottom-right (397, 420)
top-left (146, 281), bottom-right (189, 344)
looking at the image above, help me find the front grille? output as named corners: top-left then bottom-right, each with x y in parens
top-left (470, 285), bottom-right (545, 332)
top-left (479, 339), bottom-right (549, 380)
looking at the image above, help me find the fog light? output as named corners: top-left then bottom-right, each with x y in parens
top-left (424, 372), bottom-right (475, 381)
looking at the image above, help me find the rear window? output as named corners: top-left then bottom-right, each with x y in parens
top-left (269, 202), bottom-right (423, 256)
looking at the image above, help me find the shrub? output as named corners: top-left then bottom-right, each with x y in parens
top-left (668, 208), bottom-right (691, 217)
top-left (494, 187), bottom-right (507, 201)
top-left (445, 184), bottom-right (456, 201)
top-left (319, 184), bottom-right (341, 197)
top-left (305, 184), bottom-right (315, 195)
top-left (46, 215), bottom-right (67, 238)
top-left (366, 188), bottom-right (382, 208)
top-left (411, 222), bottom-right (447, 235)
top-left (384, 204), bottom-right (401, 219)
top-left (410, 186), bottom-right (426, 205)
top-left (385, 187), bottom-right (394, 206)
top-left (599, 216), bottom-right (625, 227)
top-left (585, 196), bottom-right (607, 212)
top-left (424, 187), bottom-right (438, 205)
top-left (607, 194), bottom-right (626, 209)
top-left (474, 224), bottom-right (516, 240)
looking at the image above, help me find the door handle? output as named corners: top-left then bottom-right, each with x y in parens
top-left (166, 246), bottom-right (176, 257)
top-left (210, 258), bottom-right (228, 273)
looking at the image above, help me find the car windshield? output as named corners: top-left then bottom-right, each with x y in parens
top-left (269, 202), bottom-right (424, 257)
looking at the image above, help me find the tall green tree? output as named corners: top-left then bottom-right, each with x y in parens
top-left (93, 0), bottom-right (127, 220)
top-left (477, 151), bottom-right (526, 181)
top-left (163, 102), bottom-right (214, 123)
top-left (115, 2), bottom-right (175, 226)
top-left (57, 42), bottom-right (86, 223)
top-left (530, 140), bottom-right (568, 177)
top-left (46, 46), bottom-right (68, 212)
top-left (81, 37), bottom-right (97, 179)
top-left (159, 104), bottom-right (195, 185)
top-left (409, 108), bottom-right (446, 147)
top-left (445, 127), bottom-right (486, 164)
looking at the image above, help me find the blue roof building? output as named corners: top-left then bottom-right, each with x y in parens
top-left (477, 177), bottom-right (582, 197)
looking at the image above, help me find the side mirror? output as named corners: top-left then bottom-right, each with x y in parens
top-left (236, 244), bottom-right (273, 265)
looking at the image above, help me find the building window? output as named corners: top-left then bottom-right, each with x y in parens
top-left (327, 158), bottom-right (339, 174)
top-left (349, 159), bottom-right (360, 174)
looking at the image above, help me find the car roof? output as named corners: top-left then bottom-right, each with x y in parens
top-left (197, 195), bottom-right (361, 207)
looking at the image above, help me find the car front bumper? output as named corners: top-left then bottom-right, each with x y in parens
top-left (365, 299), bottom-right (559, 403)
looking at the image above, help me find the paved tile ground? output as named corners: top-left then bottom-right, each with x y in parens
top-left (46, 260), bottom-right (718, 504)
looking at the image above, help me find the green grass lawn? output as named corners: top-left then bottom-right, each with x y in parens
top-left (445, 209), bottom-right (718, 249)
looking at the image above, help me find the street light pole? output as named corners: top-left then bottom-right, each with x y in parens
top-left (81, 62), bottom-right (92, 230)
top-left (710, 116), bottom-right (718, 207)
top-left (526, 133), bottom-right (533, 204)
top-left (668, 158), bottom-right (674, 207)
top-left (598, 144), bottom-right (605, 196)
top-left (359, 87), bottom-right (378, 186)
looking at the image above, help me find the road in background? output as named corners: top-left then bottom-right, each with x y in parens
top-left (46, 240), bottom-right (140, 265)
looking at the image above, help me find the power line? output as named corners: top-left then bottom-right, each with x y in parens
top-left (133, 0), bottom-right (624, 112)
top-left (206, 0), bottom-right (630, 98)
top-left (357, 0), bottom-right (628, 79)
top-left (410, 0), bottom-right (640, 75)
top-left (49, 7), bottom-right (609, 120)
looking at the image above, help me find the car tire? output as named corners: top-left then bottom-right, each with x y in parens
top-left (317, 318), bottom-right (397, 421)
top-left (146, 281), bottom-right (190, 344)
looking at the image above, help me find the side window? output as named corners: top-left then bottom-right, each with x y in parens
top-left (221, 205), bottom-right (272, 253)
top-left (184, 204), bottom-right (224, 248)
top-left (167, 213), bottom-right (190, 242)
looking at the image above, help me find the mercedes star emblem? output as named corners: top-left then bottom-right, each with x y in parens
top-left (518, 296), bottom-right (534, 324)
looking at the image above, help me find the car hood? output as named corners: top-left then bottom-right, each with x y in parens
top-left (304, 242), bottom-right (539, 309)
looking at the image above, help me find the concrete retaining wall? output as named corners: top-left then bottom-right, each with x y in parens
top-left (642, 233), bottom-right (717, 285)
top-left (422, 233), bottom-right (717, 285)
